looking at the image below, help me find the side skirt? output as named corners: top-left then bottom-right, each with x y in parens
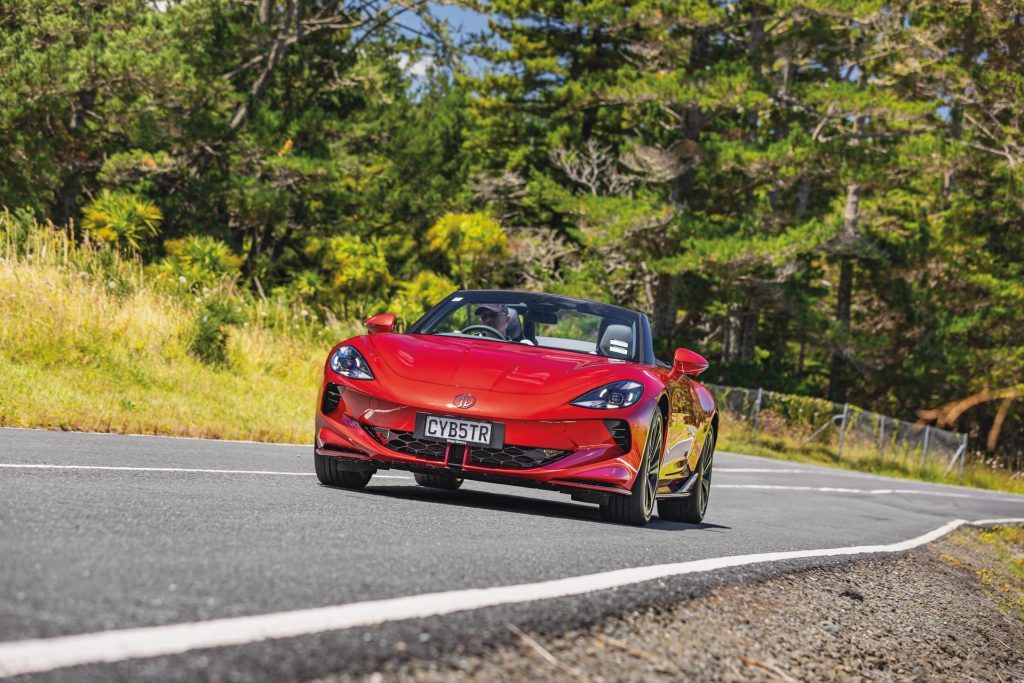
top-left (657, 471), bottom-right (698, 499)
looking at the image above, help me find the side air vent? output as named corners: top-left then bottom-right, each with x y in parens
top-left (603, 419), bottom-right (631, 453)
top-left (321, 383), bottom-right (344, 414)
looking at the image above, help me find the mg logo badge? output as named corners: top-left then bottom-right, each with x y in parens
top-left (453, 393), bottom-right (476, 409)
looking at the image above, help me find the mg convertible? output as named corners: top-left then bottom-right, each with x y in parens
top-left (314, 290), bottom-right (718, 526)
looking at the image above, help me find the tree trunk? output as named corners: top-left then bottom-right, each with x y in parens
top-left (52, 171), bottom-right (82, 226)
top-left (651, 273), bottom-right (680, 345)
top-left (738, 306), bottom-right (758, 361)
top-left (721, 308), bottom-right (733, 363)
top-left (828, 256), bottom-right (854, 402)
top-left (828, 182), bottom-right (860, 402)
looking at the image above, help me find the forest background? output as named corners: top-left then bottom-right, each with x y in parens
top-left (1, 0), bottom-right (1022, 460)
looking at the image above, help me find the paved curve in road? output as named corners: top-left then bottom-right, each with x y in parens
top-left (1, 428), bottom-right (1021, 681)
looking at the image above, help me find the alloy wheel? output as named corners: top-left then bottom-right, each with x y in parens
top-left (698, 434), bottom-right (713, 516)
top-left (643, 414), bottom-right (664, 519)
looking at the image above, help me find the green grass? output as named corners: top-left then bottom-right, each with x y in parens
top-left (718, 413), bottom-right (1024, 495)
top-left (0, 214), bottom-right (330, 443)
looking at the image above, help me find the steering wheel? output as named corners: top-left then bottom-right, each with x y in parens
top-left (460, 324), bottom-right (508, 341)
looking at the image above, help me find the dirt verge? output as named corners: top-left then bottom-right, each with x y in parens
top-left (324, 524), bottom-right (1024, 682)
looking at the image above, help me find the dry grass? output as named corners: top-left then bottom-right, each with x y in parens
top-left (944, 525), bottom-right (1024, 622)
top-left (0, 216), bottom-right (326, 443)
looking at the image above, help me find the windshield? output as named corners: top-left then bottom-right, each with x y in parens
top-left (415, 295), bottom-right (640, 362)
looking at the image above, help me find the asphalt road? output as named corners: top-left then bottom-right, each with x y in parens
top-left (1, 428), bottom-right (1022, 681)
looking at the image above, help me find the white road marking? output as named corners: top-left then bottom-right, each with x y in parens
top-left (0, 426), bottom-right (308, 447)
top-left (716, 467), bottom-right (881, 476)
top-left (0, 464), bottom-right (411, 479)
top-left (0, 518), bottom-right (1021, 677)
top-left (717, 468), bottom-right (819, 473)
top-left (716, 483), bottom-right (1021, 502)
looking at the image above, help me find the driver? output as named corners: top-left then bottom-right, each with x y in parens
top-left (474, 303), bottom-right (524, 341)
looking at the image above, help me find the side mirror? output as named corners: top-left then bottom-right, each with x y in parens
top-left (365, 313), bottom-right (396, 335)
top-left (672, 348), bottom-right (708, 377)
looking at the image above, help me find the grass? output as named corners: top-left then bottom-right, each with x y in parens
top-left (2, 213), bottom-right (1022, 495)
top-left (717, 413), bottom-right (1024, 495)
top-left (0, 214), bottom-right (332, 443)
top-left (943, 525), bottom-right (1024, 622)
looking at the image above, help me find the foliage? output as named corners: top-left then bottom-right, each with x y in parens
top-left (81, 190), bottom-right (162, 252)
top-left (390, 271), bottom-right (458, 327)
top-left (0, 1), bottom-right (1022, 461)
top-left (191, 297), bottom-right (246, 366)
top-left (305, 234), bottom-right (393, 319)
top-left (152, 235), bottom-right (244, 290)
top-left (426, 212), bottom-right (510, 289)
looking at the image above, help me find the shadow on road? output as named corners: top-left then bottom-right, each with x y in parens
top-left (329, 483), bottom-right (731, 531)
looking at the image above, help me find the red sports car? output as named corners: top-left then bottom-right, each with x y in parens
top-left (314, 290), bottom-right (718, 526)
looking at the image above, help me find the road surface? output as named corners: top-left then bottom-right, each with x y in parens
top-left (1, 428), bottom-right (1021, 681)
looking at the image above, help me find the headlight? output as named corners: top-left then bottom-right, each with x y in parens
top-left (329, 345), bottom-right (374, 380)
top-left (570, 381), bottom-right (644, 409)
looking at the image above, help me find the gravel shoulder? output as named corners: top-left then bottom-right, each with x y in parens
top-left (331, 524), bottom-right (1024, 683)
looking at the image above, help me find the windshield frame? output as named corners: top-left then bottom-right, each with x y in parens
top-left (407, 290), bottom-right (655, 366)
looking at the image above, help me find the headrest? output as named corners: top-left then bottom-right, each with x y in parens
top-left (599, 323), bottom-right (632, 358)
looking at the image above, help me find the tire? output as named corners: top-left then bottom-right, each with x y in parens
top-left (314, 450), bottom-right (373, 489)
top-left (600, 409), bottom-right (664, 526)
top-left (414, 472), bottom-right (463, 490)
top-left (658, 425), bottom-right (715, 523)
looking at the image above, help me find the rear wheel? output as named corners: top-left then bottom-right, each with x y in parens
top-left (657, 425), bottom-right (715, 523)
top-left (414, 472), bottom-right (464, 490)
top-left (314, 450), bottom-right (373, 489)
top-left (600, 409), bottom-right (664, 526)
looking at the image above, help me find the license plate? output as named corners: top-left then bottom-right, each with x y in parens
top-left (415, 413), bottom-right (504, 448)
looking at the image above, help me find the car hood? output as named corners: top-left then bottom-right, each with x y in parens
top-left (366, 333), bottom-right (635, 396)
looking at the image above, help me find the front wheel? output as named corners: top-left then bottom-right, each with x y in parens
top-left (600, 409), bottom-right (664, 526)
top-left (315, 450), bottom-right (373, 489)
top-left (657, 425), bottom-right (714, 523)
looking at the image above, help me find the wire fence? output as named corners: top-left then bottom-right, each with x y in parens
top-left (706, 384), bottom-right (970, 476)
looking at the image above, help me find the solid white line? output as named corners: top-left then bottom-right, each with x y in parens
top-left (715, 467), bottom-right (877, 476)
top-left (1, 517), bottom-right (1021, 677)
top-left (0, 426), bottom-right (308, 448)
top-left (0, 464), bottom-right (411, 479)
top-left (717, 468), bottom-right (818, 473)
top-left (715, 483), bottom-right (1021, 501)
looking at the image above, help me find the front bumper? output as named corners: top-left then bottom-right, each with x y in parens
top-left (315, 380), bottom-right (647, 495)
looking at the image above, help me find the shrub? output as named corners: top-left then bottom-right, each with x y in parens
top-left (81, 190), bottom-right (162, 252)
top-left (426, 212), bottom-right (509, 289)
top-left (191, 297), bottom-right (244, 365)
top-left (152, 234), bottom-right (243, 290)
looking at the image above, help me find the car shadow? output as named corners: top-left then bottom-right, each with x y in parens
top-left (338, 483), bottom-right (731, 531)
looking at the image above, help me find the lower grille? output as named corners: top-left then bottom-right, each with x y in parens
top-left (470, 444), bottom-right (572, 469)
top-left (603, 419), bottom-right (631, 453)
top-left (364, 426), bottom-right (446, 461)
top-left (361, 423), bottom-right (571, 469)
